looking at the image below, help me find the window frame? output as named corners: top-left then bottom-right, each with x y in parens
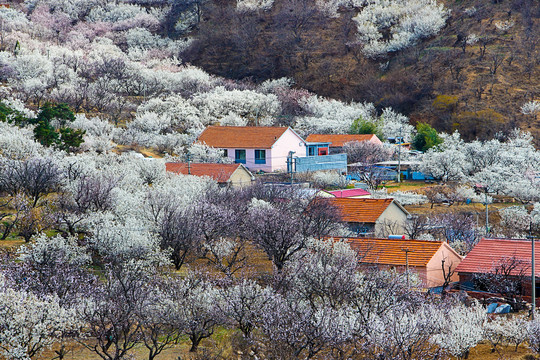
top-left (254, 149), bottom-right (266, 164)
top-left (235, 149), bottom-right (246, 164)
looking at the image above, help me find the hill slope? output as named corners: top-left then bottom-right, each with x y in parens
top-left (182, 0), bottom-right (540, 142)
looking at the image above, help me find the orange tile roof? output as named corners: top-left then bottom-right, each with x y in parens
top-left (165, 162), bottom-right (242, 182)
top-left (197, 126), bottom-right (290, 149)
top-left (305, 134), bottom-right (378, 147)
top-left (329, 198), bottom-right (394, 223)
top-left (456, 238), bottom-right (540, 277)
top-left (340, 237), bottom-right (445, 267)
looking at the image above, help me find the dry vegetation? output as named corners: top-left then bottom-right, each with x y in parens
top-left (185, 0), bottom-right (540, 143)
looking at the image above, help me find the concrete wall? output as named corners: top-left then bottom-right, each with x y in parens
top-left (294, 153), bottom-right (348, 173)
top-left (374, 202), bottom-right (408, 237)
top-left (223, 148), bottom-right (272, 172)
top-left (229, 167), bottom-right (254, 187)
top-left (425, 243), bottom-right (462, 288)
top-left (271, 129), bottom-right (306, 171)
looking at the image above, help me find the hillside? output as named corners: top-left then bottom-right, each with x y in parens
top-left (182, 0), bottom-right (540, 142)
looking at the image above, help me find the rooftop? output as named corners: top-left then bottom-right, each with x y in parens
top-left (197, 126), bottom-right (291, 149)
top-left (165, 162), bottom-right (245, 182)
top-left (456, 238), bottom-right (540, 277)
top-left (340, 237), bottom-right (451, 267)
top-left (327, 188), bottom-right (371, 198)
top-left (305, 134), bottom-right (380, 147)
top-left (329, 197), bottom-right (394, 223)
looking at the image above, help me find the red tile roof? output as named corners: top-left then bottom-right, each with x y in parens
top-left (165, 162), bottom-right (242, 182)
top-left (328, 188), bottom-right (371, 198)
top-left (329, 198), bottom-right (394, 223)
top-left (341, 237), bottom-right (447, 267)
top-left (456, 238), bottom-right (540, 276)
top-left (197, 126), bottom-right (290, 149)
top-left (305, 134), bottom-right (379, 147)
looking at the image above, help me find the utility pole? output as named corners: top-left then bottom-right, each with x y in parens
top-left (474, 184), bottom-right (490, 235)
top-left (402, 248), bottom-right (412, 287)
top-left (187, 152), bottom-right (191, 175)
top-left (288, 151), bottom-right (295, 184)
top-left (485, 191), bottom-right (489, 235)
top-left (397, 125), bottom-right (403, 183)
top-left (529, 223), bottom-right (536, 319)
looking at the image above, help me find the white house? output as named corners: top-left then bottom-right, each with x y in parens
top-left (197, 126), bottom-right (306, 172)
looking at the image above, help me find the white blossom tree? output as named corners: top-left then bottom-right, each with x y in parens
top-left (431, 302), bottom-right (486, 360)
top-left (0, 278), bottom-right (81, 360)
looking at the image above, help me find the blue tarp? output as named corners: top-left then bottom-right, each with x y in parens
top-left (494, 304), bottom-right (511, 314)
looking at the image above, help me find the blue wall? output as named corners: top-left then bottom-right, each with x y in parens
top-left (294, 153), bottom-right (347, 173)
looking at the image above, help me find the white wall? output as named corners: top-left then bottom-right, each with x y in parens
top-left (270, 129), bottom-right (306, 171)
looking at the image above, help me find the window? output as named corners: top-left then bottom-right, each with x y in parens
top-left (318, 147), bottom-right (328, 156)
top-left (235, 149), bottom-right (246, 164)
top-left (223, 149), bottom-right (228, 157)
top-left (255, 149), bottom-right (266, 164)
top-left (308, 146), bottom-right (315, 156)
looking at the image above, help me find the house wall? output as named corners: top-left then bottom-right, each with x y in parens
top-left (374, 202), bottom-right (408, 237)
top-left (369, 135), bottom-right (383, 146)
top-left (271, 129), bottom-right (306, 171)
top-left (223, 148), bottom-right (273, 172)
top-left (229, 167), bottom-right (254, 187)
top-left (221, 129), bottom-right (305, 172)
top-left (425, 244), bottom-right (462, 288)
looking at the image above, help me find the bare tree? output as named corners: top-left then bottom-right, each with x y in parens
top-left (488, 52), bottom-right (504, 75)
top-left (343, 140), bottom-right (393, 165)
top-left (77, 263), bottom-right (154, 360)
top-left (474, 256), bottom-right (530, 310)
top-left (157, 207), bottom-right (201, 270)
top-left (441, 257), bottom-right (458, 298)
top-left (404, 215), bottom-right (430, 239)
top-left (0, 157), bottom-right (64, 207)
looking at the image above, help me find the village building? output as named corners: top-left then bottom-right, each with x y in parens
top-left (455, 238), bottom-right (540, 300)
top-left (329, 197), bottom-right (409, 237)
top-left (305, 134), bottom-right (383, 153)
top-left (338, 236), bottom-right (462, 288)
top-left (165, 162), bottom-right (254, 187)
top-left (197, 126), bottom-right (347, 173)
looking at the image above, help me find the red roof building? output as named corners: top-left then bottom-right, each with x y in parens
top-left (337, 236), bottom-right (462, 288)
top-left (305, 134), bottom-right (383, 148)
top-left (165, 162), bottom-right (253, 187)
top-left (329, 198), bottom-right (409, 237)
top-left (196, 126), bottom-right (306, 172)
top-left (456, 238), bottom-right (540, 277)
top-left (198, 126), bottom-right (290, 149)
top-left (456, 238), bottom-right (540, 300)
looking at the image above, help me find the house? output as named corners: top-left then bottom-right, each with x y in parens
top-left (318, 188), bottom-right (371, 198)
top-left (305, 134), bottom-right (383, 153)
top-left (165, 162), bottom-right (254, 187)
top-left (339, 236), bottom-right (462, 288)
top-left (197, 126), bottom-right (348, 173)
top-left (197, 126), bottom-right (306, 172)
top-left (455, 238), bottom-right (540, 300)
top-left (329, 198), bottom-right (409, 237)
